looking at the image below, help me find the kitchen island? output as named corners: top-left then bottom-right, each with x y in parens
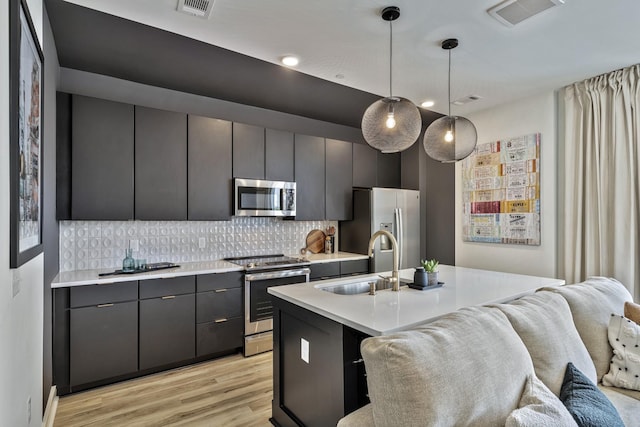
top-left (268, 265), bottom-right (564, 427)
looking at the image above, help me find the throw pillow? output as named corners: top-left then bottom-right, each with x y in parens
top-left (560, 362), bottom-right (625, 427)
top-left (602, 314), bottom-right (640, 391)
top-left (505, 374), bottom-right (578, 427)
top-left (624, 301), bottom-right (640, 324)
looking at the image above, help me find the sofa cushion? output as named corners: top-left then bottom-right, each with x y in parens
top-left (560, 363), bottom-right (624, 427)
top-left (496, 291), bottom-right (597, 396)
top-left (505, 374), bottom-right (578, 427)
top-left (600, 384), bottom-right (640, 401)
top-left (337, 404), bottom-right (373, 427)
top-left (360, 306), bottom-right (535, 427)
top-left (598, 386), bottom-right (640, 427)
top-left (602, 314), bottom-right (640, 391)
top-left (541, 277), bottom-right (633, 381)
top-left (625, 301), bottom-right (640, 324)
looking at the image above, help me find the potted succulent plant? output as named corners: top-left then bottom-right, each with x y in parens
top-left (421, 259), bottom-right (439, 286)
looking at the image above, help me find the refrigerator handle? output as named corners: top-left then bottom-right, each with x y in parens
top-left (395, 208), bottom-right (403, 268)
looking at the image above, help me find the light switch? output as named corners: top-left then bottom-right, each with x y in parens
top-left (198, 237), bottom-right (206, 249)
top-left (301, 338), bottom-right (309, 364)
top-left (129, 239), bottom-right (139, 252)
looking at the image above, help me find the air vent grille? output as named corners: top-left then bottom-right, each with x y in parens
top-left (177, 0), bottom-right (214, 19)
top-left (488, 0), bottom-right (564, 27)
top-left (452, 95), bottom-right (482, 106)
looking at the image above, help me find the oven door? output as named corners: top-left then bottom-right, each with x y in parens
top-left (245, 268), bottom-right (310, 335)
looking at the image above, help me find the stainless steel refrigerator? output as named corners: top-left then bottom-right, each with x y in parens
top-left (340, 188), bottom-right (420, 272)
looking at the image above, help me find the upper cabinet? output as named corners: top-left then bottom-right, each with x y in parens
top-left (326, 139), bottom-right (353, 220)
top-left (70, 95), bottom-right (135, 220)
top-left (233, 123), bottom-right (265, 179)
top-left (265, 129), bottom-right (295, 182)
top-left (352, 143), bottom-right (378, 188)
top-left (377, 152), bottom-right (401, 188)
top-left (188, 116), bottom-right (233, 220)
top-left (294, 135), bottom-right (326, 221)
top-left (135, 106), bottom-right (188, 220)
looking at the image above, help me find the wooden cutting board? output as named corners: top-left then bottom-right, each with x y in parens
top-left (304, 229), bottom-right (326, 254)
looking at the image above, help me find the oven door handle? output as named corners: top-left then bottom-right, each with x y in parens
top-left (245, 268), bottom-right (311, 282)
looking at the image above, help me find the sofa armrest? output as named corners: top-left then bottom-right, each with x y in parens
top-left (337, 404), bottom-right (374, 427)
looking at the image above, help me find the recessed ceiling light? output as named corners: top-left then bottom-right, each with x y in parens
top-left (421, 100), bottom-right (435, 108)
top-left (281, 56), bottom-right (299, 67)
top-left (335, 74), bottom-right (345, 80)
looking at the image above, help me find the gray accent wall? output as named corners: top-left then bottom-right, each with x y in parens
top-left (43, 5), bottom-right (60, 408)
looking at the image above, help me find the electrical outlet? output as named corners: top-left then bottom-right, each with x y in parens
top-left (27, 396), bottom-right (31, 424)
top-left (301, 338), bottom-right (309, 364)
top-left (198, 237), bottom-right (206, 249)
top-left (129, 239), bottom-right (139, 252)
top-left (12, 270), bottom-right (21, 297)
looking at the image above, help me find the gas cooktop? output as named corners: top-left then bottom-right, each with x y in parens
top-left (224, 254), bottom-right (309, 271)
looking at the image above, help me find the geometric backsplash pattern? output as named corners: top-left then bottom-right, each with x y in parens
top-left (59, 217), bottom-right (337, 272)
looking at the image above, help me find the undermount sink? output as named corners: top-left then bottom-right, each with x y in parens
top-left (319, 278), bottom-right (408, 295)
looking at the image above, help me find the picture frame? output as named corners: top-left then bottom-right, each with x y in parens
top-left (9, 0), bottom-right (44, 268)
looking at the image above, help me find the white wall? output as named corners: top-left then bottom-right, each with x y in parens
top-left (455, 91), bottom-right (558, 278)
top-left (0, 0), bottom-right (45, 425)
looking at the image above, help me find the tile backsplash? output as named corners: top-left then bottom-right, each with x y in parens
top-left (59, 218), bottom-right (337, 272)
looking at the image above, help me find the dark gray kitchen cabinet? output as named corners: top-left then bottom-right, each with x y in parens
top-left (135, 106), bottom-right (187, 220)
top-left (139, 294), bottom-right (195, 370)
top-left (309, 260), bottom-right (369, 282)
top-left (196, 288), bottom-right (242, 324)
top-left (326, 139), bottom-right (353, 220)
top-left (352, 143), bottom-right (378, 188)
top-left (272, 299), bottom-right (369, 427)
top-left (188, 116), bottom-right (233, 220)
top-left (196, 272), bottom-right (244, 357)
top-left (71, 95), bottom-right (134, 220)
top-left (294, 134), bottom-right (326, 220)
top-left (69, 301), bottom-right (138, 387)
top-left (265, 128), bottom-right (295, 182)
top-left (377, 152), bottom-right (401, 188)
top-left (233, 123), bottom-right (265, 179)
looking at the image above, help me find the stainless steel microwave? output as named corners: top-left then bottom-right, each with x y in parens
top-left (234, 178), bottom-right (296, 217)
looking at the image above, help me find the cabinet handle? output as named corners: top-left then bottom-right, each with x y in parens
top-left (214, 289), bottom-right (227, 293)
top-left (214, 318), bottom-right (228, 323)
top-left (352, 358), bottom-right (364, 364)
top-left (161, 295), bottom-right (176, 300)
top-left (97, 303), bottom-right (114, 308)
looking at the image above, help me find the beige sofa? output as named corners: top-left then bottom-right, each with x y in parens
top-left (338, 277), bottom-right (639, 427)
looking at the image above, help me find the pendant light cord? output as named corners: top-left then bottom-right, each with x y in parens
top-left (447, 48), bottom-right (451, 117)
top-left (389, 19), bottom-right (393, 98)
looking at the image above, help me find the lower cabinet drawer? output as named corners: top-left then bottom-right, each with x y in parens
top-left (196, 317), bottom-right (243, 357)
top-left (310, 262), bottom-right (340, 281)
top-left (340, 259), bottom-right (370, 276)
top-left (196, 288), bottom-right (242, 323)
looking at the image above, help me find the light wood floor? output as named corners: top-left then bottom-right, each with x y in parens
top-left (54, 352), bottom-right (273, 427)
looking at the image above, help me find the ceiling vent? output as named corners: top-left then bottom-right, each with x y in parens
top-left (177, 0), bottom-right (214, 19)
top-left (452, 95), bottom-right (482, 106)
top-left (488, 0), bottom-right (564, 27)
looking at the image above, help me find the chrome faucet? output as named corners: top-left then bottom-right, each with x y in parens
top-left (367, 230), bottom-right (400, 291)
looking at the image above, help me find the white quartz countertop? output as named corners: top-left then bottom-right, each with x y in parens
top-left (268, 264), bottom-right (565, 336)
top-left (52, 251), bottom-right (367, 288)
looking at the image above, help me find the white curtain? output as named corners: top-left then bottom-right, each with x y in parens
top-left (563, 64), bottom-right (640, 301)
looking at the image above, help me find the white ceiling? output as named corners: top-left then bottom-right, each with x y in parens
top-left (64, 0), bottom-right (640, 115)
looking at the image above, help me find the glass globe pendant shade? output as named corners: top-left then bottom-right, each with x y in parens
top-left (362, 96), bottom-right (422, 153)
top-left (423, 115), bottom-right (477, 162)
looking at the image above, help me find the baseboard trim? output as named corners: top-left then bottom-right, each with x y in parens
top-left (42, 385), bottom-right (58, 427)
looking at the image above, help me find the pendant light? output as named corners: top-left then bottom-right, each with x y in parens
top-left (423, 39), bottom-right (477, 162)
top-left (361, 6), bottom-right (421, 153)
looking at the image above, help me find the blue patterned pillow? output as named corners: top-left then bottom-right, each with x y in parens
top-left (560, 362), bottom-right (624, 427)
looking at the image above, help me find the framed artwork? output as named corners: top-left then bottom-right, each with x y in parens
top-left (9, 0), bottom-right (44, 268)
top-left (461, 133), bottom-right (541, 246)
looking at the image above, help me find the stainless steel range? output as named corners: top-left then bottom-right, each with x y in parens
top-left (225, 254), bottom-right (310, 356)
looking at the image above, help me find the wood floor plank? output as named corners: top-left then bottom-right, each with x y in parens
top-left (54, 352), bottom-right (273, 427)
